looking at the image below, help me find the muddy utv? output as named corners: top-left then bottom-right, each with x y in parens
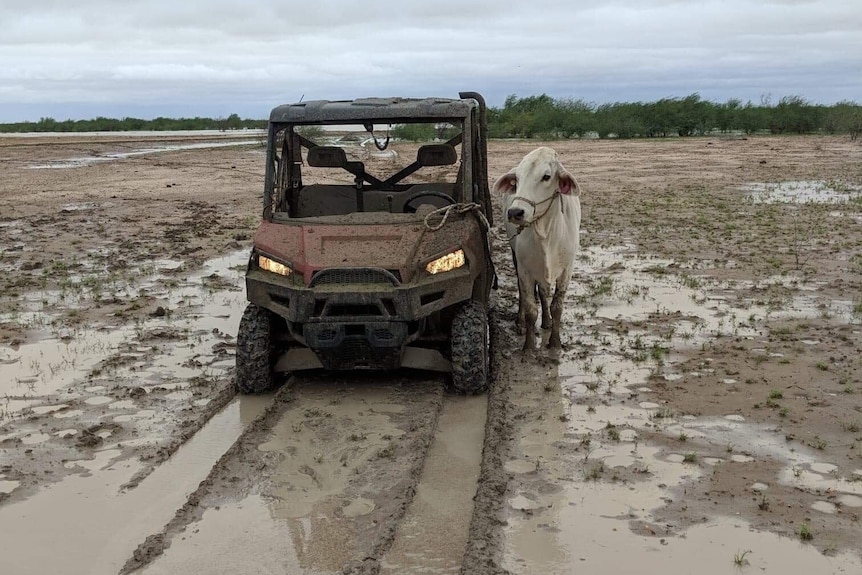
top-left (236, 92), bottom-right (495, 394)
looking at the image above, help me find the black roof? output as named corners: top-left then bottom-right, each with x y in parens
top-left (269, 97), bottom-right (476, 124)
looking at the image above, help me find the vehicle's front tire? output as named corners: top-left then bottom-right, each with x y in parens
top-left (450, 300), bottom-right (489, 395)
top-left (236, 303), bottom-right (277, 393)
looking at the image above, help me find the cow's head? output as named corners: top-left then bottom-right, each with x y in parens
top-left (493, 147), bottom-right (579, 226)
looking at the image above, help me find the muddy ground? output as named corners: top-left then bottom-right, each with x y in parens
top-left (1, 133), bottom-right (861, 574)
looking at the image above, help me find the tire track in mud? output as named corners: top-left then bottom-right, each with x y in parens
top-left (120, 377), bottom-right (238, 491)
top-left (123, 374), bottom-right (447, 575)
top-left (120, 381), bottom-right (297, 574)
top-left (460, 312), bottom-right (514, 575)
top-left (380, 394), bottom-right (487, 574)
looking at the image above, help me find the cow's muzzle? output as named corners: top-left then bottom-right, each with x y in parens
top-left (507, 207), bottom-right (526, 224)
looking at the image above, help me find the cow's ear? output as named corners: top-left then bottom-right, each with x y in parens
top-left (493, 172), bottom-right (517, 194)
top-left (558, 171), bottom-right (580, 196)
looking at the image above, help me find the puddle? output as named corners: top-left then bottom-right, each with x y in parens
top-left (503, 360), bottom-right (862, 575)
top-left (138, 495), bottom-right (321, 575)
top-left (108, 400), bottom-right (137, 410)
top-left (0, 480), bottom-right (20, 494)
top-left (26, 140), bottom-right (260, 169)
top-left (741, 180), bottom-right (862, 204)
top-left (810, 462), bottom-right (837, 474)
top-left (505, 460), bottom-right (538, 474)
top-left (810, 501), bottom-right (838, 514)
top-left (778, 468), bottom-right (862, 495)
top-left (342, 497), bottom-right (375, 518)
top-left (507, 513), bottom-right (860, 574)
top-left (30, 404), bottom-right (69, 415)
top-left (499, 244), bottom-right (862, 574)
top-left (571, 246), bottom-right (763, 348)
top-left (109, 409), bottom-right (156, 423)
top-left (84, 396), bottom-right (114, 406)
top-left (20, 432), bottom-right (51, 445)
top-left (64, 448), bottom-right (123, 472)
top-left (0, 394), bottom-right (270, 575)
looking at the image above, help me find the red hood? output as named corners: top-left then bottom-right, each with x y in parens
top-left (254, 220), bottom-right (436, 284)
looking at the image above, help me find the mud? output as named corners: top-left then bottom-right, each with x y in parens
top-left (1, 133), bottom-right (861, 573)
top-left (128, 377), bottom-right (445, 574)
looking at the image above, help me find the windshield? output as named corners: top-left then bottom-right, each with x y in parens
top-left (266, 121), bottom-right (465, 220)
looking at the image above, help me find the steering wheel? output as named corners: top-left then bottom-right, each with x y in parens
top-left (402, 190), bottom-right (456, 213)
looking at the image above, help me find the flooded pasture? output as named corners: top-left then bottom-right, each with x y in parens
top-left (492, 244), bottom-right (862, 574)
top-left (26, 140), bottom-right (261, 170)
top-left (1, 134), bottom-right (861, 573)
top-left (742, 180), bottom-right (862, 204)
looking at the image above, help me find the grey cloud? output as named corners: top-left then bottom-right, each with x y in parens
top-left (0, 0), bottom-right (859, 121)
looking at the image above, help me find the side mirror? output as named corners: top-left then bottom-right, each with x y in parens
top-left (307, 146), bottom-right (347, 168)
top-left (417, 144), bottom-right (457, 167)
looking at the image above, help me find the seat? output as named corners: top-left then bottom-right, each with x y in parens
top-left (295, 185), bottom-right (358, 217)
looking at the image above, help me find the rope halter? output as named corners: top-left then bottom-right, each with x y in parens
top-left (510, 191), bottom-right (560, 235)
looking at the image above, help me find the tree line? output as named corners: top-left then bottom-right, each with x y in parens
top-left (487, 94), bottom-right (862, 140)
top-left (2, 95), bottom-right (860, 140)
top-left (0, 113), bottom-right (266, 133)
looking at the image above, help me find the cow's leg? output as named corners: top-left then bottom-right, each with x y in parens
top-left (516, 280), bottom-right (526, 331)
top-left (519, 277), bottom-right (538, 352)
top-left (512, 247), bottom-right (525, 330)
top-left (548, 273), bottom-right (571, 349)
top-left (538, 284), bottom-right (551, 329)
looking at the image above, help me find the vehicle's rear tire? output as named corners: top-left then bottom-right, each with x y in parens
top-left (236, 303), bottom-right (278, 394)
top-left (450, 300), bottom-right (489, 395)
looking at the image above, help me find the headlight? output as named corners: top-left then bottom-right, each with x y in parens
top-left (258, 254), bottom-right (293, 277)
top-left (425, 249), bottom-right (465, 275)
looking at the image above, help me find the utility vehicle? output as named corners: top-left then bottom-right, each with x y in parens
top-left (236, 92), bottom-right (494, 394)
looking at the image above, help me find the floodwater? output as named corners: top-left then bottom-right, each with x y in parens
top-left (499, 245), bottom-right (862, 574)
top-left (3, 129), bottom-right (264, 139)
top-left (26, 140), bottom-right (261, 169)
top-left (742, 180), bottom-right (862, 204)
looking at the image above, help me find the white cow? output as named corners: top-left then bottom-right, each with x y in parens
top-left (494, 147), bottom-right (582, 351)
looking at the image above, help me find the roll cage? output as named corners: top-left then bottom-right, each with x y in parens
top-left (260, 95), bottom-right (491, 223)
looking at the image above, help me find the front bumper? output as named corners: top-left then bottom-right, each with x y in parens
top-left (245, 266), bottom-right (474, 370)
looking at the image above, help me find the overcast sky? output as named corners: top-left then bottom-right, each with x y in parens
top-left (0, 0), bottom-right (859, 122)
